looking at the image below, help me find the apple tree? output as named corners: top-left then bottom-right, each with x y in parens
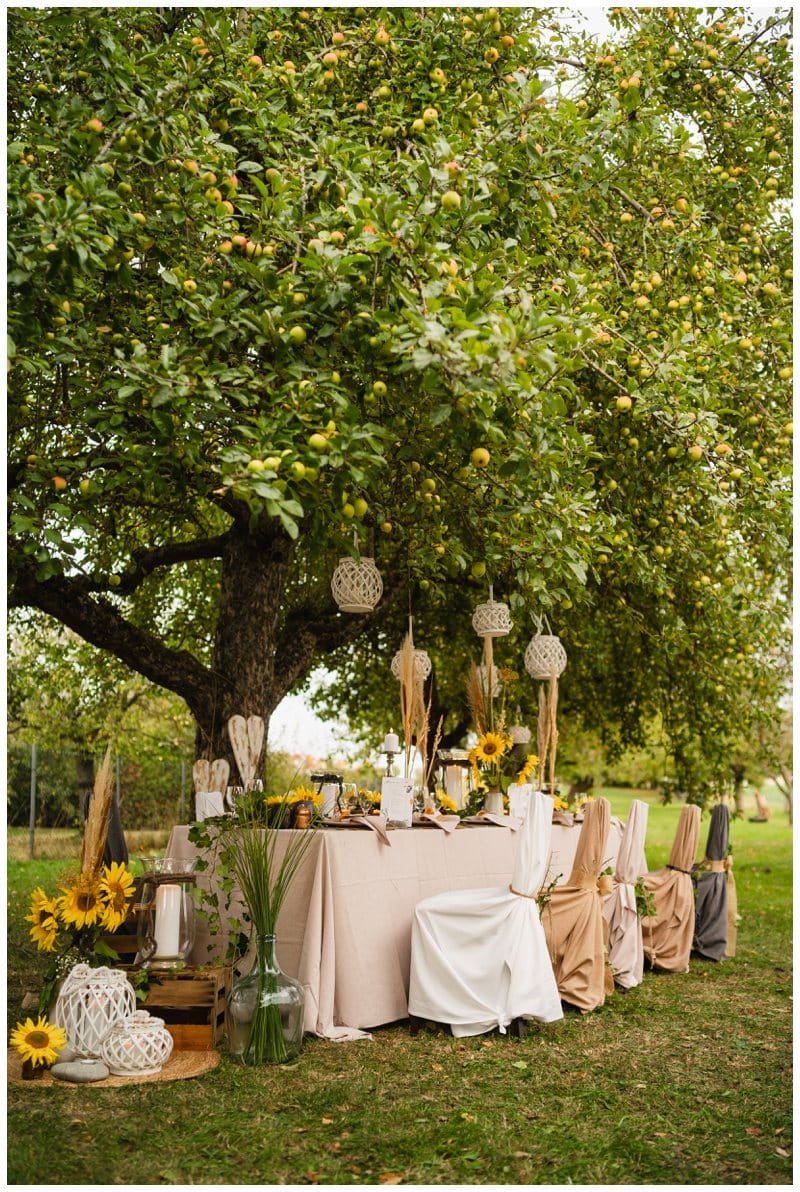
top-left (7, 6), bottom-right (792, 786)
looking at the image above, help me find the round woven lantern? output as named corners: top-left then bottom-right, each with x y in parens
top-left (101, 1010), bottom-right (174, 1077)
top-left (524, 633), bottom-right (567, 679)
top-left (472, 591), bottom-right (513, 639)
top-left (331, 556), bottom-right (383, 613)
top-left (510, 722), bottom-right (531, 745)
top-left (54, 964), bottom-right (137, 1058)
top-left (390, 646), bottom-right (432, 682)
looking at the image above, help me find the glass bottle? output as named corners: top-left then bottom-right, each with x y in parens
top-left (227, 934), bottom-right (305, 1065)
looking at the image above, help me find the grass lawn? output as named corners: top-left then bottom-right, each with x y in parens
top-left (6, 790), bottom-right (792, 1185)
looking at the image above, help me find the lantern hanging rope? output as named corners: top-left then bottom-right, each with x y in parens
top-left (472, 585), bottom-right (511, 733)
top-left (525, 616), bottom-right (567, 793)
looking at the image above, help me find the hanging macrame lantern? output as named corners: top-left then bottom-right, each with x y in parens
top-left (390, 615), bottom-right (432, 682)
top-left (510, 721), bottom-right (531, 746)
top-left (524, 630), bottom-right (567, 679)
top-left (471, 585), bottom-right (513, 639)
top-left (331, 554), bottom-right (383, 614)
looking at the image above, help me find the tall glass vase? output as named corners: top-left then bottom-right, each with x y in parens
top-left (227, 934), bottom-right (305, 1065)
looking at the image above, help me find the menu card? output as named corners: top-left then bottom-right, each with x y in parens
top-left (380, 776), bottom-right (414, 827)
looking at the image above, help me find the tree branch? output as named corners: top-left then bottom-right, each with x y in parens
top-left (10, 566), bottom-right (216, 728)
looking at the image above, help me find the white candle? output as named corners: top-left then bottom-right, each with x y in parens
top-left (382, 732), bottom-right (400, 753)
top-left (154, 884), bottom-right (182, 958)
top-left (444, 766), bottom-right (464, 809)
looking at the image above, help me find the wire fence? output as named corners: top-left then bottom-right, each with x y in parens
top-left (7, 743), bottom-right (192, 859)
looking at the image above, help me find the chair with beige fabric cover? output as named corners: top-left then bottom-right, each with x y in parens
top-left (540, 796), bottom-right (613, 1013)
top-left (408, 791), bottom-right (563, 1037)
top-left (602, 799), bottom-right (649, 991)
top-left (641, 803), bottom-right (701, 973)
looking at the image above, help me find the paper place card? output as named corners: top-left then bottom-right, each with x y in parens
top-left (380, 777), bottom-right (414, 827)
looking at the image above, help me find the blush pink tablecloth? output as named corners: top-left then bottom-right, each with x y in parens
top-left (166, 817), bottom-right (623, 1040)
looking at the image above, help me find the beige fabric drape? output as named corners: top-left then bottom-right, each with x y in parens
top-left (603, 798), bottom-right (649, 990)
top-left (642, 803), bottom-right (701, 973)
top-left (541, 797), bottom-right (612, 1013)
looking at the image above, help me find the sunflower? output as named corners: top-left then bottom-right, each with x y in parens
top-left (289, 786), bottom-right (324, 807)
top-left (25, 887), bottom-right (60, 952)
top-left (515, 753), bottom-right (540, 784)
top-left (99, 861), bottom-right (135, 932)
top-left (474, 731), bottom-right (511, 764)
top-left (10, 1016), bottom-right (67, 1067)
top-left (59, 870), bottom-right (105, 930)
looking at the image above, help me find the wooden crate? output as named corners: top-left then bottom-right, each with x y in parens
top-left (127, 966), bottom-right (231, 1051)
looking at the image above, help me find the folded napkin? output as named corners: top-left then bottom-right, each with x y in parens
top-left (461, 813), bottom-right (521, 830)
top-left (413, 813), bottom-right (460, 833)
top-left (324, 813), bottom-right (391, 845)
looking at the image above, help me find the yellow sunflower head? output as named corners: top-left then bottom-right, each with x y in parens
top-left (59, 870), bottom-right (104, 930)
top-left (516, 753), bottom-right (540, 783)
top-left (99, 862), bottom-right (136, 932)
top-left (475, 732), bottom-right (511, 763)
top-left (10, 1016), bottom-right (67, 1067)
top-left (25, 887), bottom-right (60, 952)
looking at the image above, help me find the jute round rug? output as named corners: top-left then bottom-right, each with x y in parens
top-left (8, 1047), bottom-right (220, 1088)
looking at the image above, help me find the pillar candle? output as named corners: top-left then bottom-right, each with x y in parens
top-left (154, 883), bottom-right (182, 958)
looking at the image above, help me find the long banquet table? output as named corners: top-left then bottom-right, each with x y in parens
top-left (166, 816), bottom-right (624, 1040)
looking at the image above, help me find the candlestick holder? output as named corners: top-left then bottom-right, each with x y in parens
top-left (383, 750), bottom-right (397, 778)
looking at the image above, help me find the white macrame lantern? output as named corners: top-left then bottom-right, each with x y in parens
top-left (524, 632), bottom-right (568, 679)
top-left (54, 964), bottom-right (137, 1058)
top-left (331, 555), bottom-right (383, 613)
top-left (390, 646), bottom-right (432, 682)
top-left (101, 1010), bottom-right (174, 1077)
top-left (472, 586), bottom-right (513, 639)
top-left (390, 614), bottom-right (432, 682)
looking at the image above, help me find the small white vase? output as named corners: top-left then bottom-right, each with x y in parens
top-left (483, 790), bottom-right (505, 816)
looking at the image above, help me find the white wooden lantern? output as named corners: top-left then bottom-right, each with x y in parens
top-left (54, 964), bottom-right (137, 1058)
top-left (331, 556), bottom-right (383, 613)
top-left (472, 586), bottom-right (513, 638)
top-left (101, 1010), bottom-right (174, 1077)
top-left (524, 633), bottom-right (567, 679)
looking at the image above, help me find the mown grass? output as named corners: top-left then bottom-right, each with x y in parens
top-left (6, 791), bottom-right (792, 1186)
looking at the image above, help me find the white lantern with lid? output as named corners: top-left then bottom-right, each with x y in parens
top-left (101, 1010), bottom-right (174, 1077)
top-left (472, 586), bottom-right (513, 639)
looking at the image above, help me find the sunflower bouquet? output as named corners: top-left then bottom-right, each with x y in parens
top-left (467, 731), bottom-right (540, 797)
top-left (27, 747), bottom-right (137, 1015)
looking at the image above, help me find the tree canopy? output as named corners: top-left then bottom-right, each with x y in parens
top-left (7, 6), bottom-right (792, 789)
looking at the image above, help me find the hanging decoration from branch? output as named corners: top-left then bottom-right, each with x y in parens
top-left (331, 530), bottom-right (383, 613)
top-left (525, 616), bottom-right (567, 792)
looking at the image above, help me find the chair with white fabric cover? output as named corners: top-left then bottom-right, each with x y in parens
top-left (540, 796), bottom-right (613, 1013)
top-left (641, 802), bottom-right (701, 973)
top-left (408, 791), bottom-right (563, 1037)
top-left (602, 798), bottom-right (649, 990)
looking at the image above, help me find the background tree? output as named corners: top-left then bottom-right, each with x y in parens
top-left (8, 7), bottom-right (792, 792)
